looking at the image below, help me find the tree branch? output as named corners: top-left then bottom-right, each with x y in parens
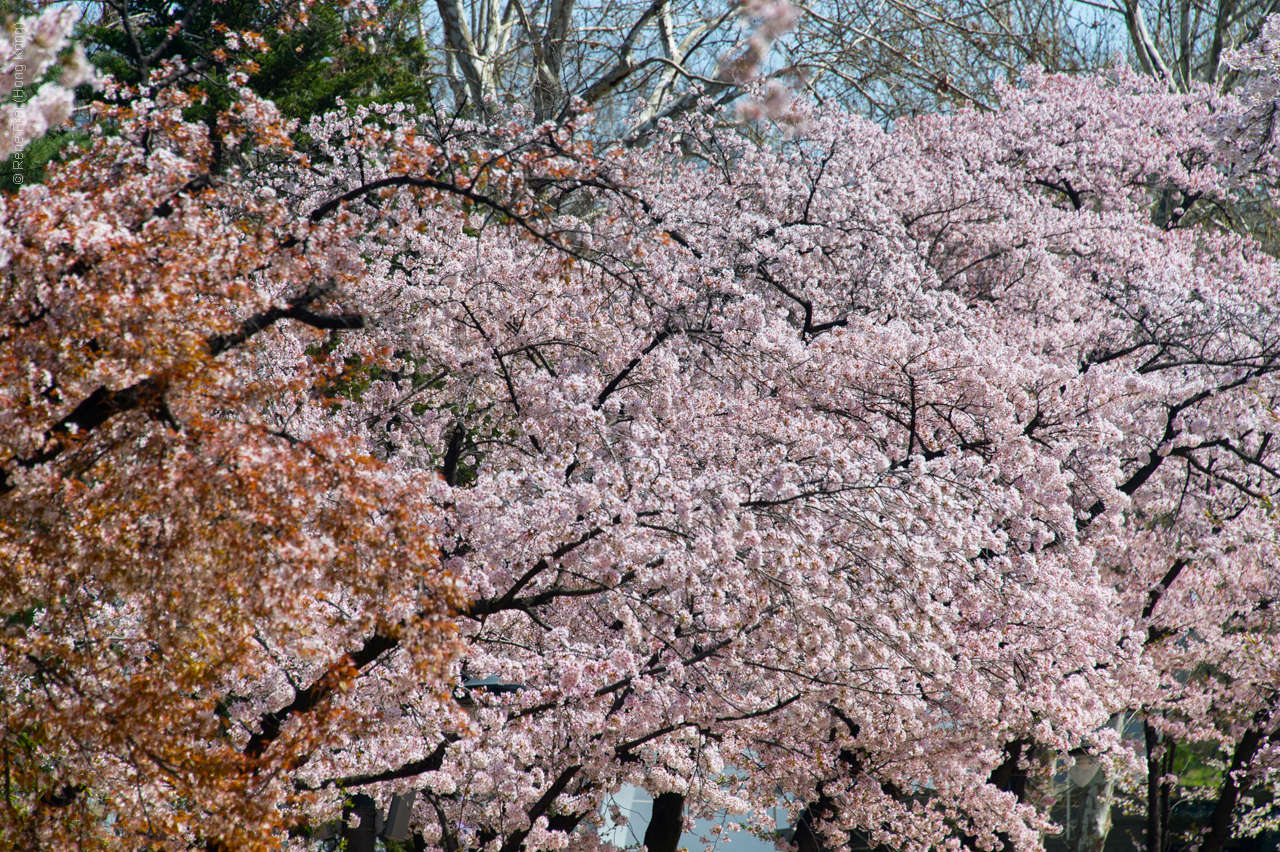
top-left (1, 284), bottom-right (364, 496)
top-left (594, 331), bottom-right (671, 410)
top-left (244, 631), bottom-right (399, 760)
top-left (496, 765), bottom-right (582, 852)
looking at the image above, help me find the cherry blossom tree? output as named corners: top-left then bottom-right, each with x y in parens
top-left (8, 9), bottom-right (1280, 852)
top-left (1095, 24), bottom-right (1280, 852)
top-left (930, 64), bottom-right (1280, 852)
top-left (256, 59), bottom-right (1280, 852)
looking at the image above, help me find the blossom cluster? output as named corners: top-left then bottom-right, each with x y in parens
top-left (0, 8), bottom-right (95, 162)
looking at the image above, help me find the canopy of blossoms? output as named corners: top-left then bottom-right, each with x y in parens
top-left (3, 13), bottom-right (1280, 852)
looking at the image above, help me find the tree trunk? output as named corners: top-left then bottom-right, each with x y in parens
top-left (644, 792), bottom-right (686, 852)
top-left (1070, 715), bottom-right (1125, 852)
top-left (1202, 724), bottom-right (1267, 852)
top-left (1144, 722), bottom-right (1168, 852)
top-left (793, 795), bottom-right (837, 852)
top-left (1072, 764), bottom-right (1118, 852)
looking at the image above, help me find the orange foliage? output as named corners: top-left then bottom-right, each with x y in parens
top-left (0, 84), bottom-right (461, 850)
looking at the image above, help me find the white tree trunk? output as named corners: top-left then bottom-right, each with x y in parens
top-left (1072, 770), bottom-right (1117, 852)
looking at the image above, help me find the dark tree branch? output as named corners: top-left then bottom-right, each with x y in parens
top-left (1, 284), bottom-right (364, 496)
top-left (1033, 176), bottom-right (1083, 210)
top-left (248, 524), bottom-right (643, 765)
top-left (317, 737), bottom-right (456, 789)
top-left (309, 176), bottom-right (580, 260)
top-left (987, 738), bottom-right (1034, 800)
top-left (1079, 363), bottom-right (1280, 526)
top-left (208, 285), bottom-right (363, 356)
top-left (441, 422), bottom-right (467, 487)
top-left (756, 263), bottom-right (847, 340)
top-left (496, 766), bottom-right (582, 852)
top-left (470, 569), bottom-right (638, 621)
top-left (1143, 559), bottom-right (1188, 621)
top-left (143, 0), bottom-right (209, 68)
top-left (244, 631), bottom-right (399, 759)
top-left (151, 173), bottom-right (214, 219)
top-left (1200, 703), bottom-right (1280, 852)
top-left (595, 331), bottom-right (671, 410)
